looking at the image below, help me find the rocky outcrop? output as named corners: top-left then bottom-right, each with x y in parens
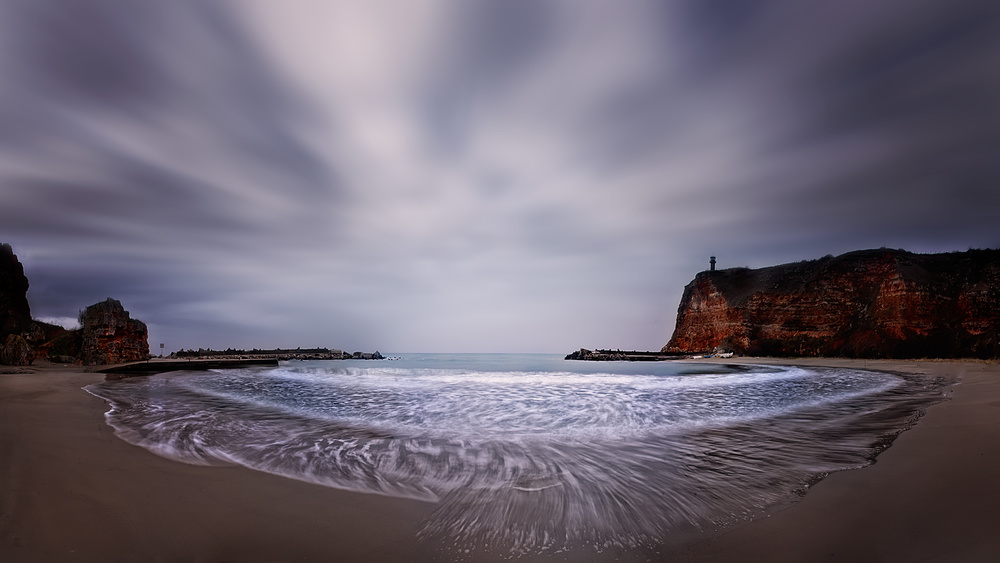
top-left (80, 298), bottom-right (149, 365)
top-left (0, 244), bottom-right (34, 365)
top-left (0, 334), bottom-right (32, 365)
top-left (33, 322), bottom-right (82, 362)
top-left (0, 244), bottom-right (149, 366)
top-left (664, 249), bottom-right (1000, 359)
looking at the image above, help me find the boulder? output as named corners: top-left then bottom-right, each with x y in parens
top-left (80, 298), bottom-right (149, 365)
top-left (0, 333), bottom-right (33, 366)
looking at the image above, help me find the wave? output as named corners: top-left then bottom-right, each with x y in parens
top-left (85, 359), bottom-right (943, 556)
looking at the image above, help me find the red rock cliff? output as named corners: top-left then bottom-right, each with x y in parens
top-left (664, 249), bottom-right (1000, 359)
top-left (80, 298), bottom-right (149, 365)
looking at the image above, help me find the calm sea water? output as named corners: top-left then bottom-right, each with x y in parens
top-left (85, 354), bottom-right (943, 556)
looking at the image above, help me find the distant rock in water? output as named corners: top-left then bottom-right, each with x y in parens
top-left (80, 298), bottom-right (149, 365)
top-left (664, 248), bottom-right (1000, 359)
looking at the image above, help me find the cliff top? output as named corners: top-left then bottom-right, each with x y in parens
top-left (699, 248), bottom-right (1000, 308)
top-left (668, 247), bottom-right (1000, 358)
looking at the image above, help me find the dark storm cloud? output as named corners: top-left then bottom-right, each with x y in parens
top-left (615, 0), bottom-right (1000, 258)
top-left (607, 0), bottom-right (1000, 343)
top-left (0, 0), bottom-right (338, 342)
top-left (0, 0), bottom-right (331, 219)
top-left (1, 0), bottom-right (324, 164)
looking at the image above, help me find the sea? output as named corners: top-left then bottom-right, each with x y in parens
top-left (85, 353), bottom-right (945, 557)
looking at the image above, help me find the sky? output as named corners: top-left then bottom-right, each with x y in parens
top-left (2, 0), bottom-right (999, 354)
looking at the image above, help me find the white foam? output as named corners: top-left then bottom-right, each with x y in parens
top-left (84, 360), bottom-right (935, 557)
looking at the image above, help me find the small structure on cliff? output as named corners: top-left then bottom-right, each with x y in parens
top-left (0, 334), bottom-right (32, 365)
top-left (710, 256), bottom-right (716, 271)
top-left (664, 248), bottom-right (1000, 359)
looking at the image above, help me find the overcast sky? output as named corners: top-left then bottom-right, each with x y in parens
top-left (2, 0), bottom-right (999, 353)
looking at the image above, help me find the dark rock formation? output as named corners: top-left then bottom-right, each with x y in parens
top-left (80, 298), bottom-right (149, 365)
top-left (0, 243), bottom-right (31, 336)
top-left (30, 320), bottom-right (67, 344)
top-left (0, 334), bottom-right (32, 365)
top-left (664, 248), bottom-right (1000, 359)
top-left (0, 244), bottom-right (34, 365)
top-left (0, 244), bottom-right (149, 366)
top-left (34, 322), bottom-right (82, 363)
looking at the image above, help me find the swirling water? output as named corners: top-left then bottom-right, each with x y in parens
top-left (85, 354), bottom-right (943, 556)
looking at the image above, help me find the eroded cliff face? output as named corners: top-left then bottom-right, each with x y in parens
top-left (0, 243), bottom-right (35, 365)
top-left (0, 244), bottom-right (150, 365)
top-left (0, 243), bottom-right (32, 337)
top-left (664, 249), bottom-right (1000, 358)
top-left (80, 298), bottom-right (149, 365)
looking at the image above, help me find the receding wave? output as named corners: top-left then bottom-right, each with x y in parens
top-left (85, 359), bottom-right (944, 557)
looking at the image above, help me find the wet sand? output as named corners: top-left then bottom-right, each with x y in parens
top-left (0, 365), bottom-right (437, 563)
top-left (673, 358), bottom-right (1000, 563)
top-left (2, 359), bottom-right (998, 562)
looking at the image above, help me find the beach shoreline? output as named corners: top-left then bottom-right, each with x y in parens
top-left (2, 358), bottom-right (998, 562)
top-left (672, 357), bottom-right (1000, 562)
top-left (0, 364), bottom-right (438, 562)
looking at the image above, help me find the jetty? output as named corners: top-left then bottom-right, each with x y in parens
top-left (99, 358), bottom-right (278, 380)
top-left (564, 349), bottom-right (690, 361)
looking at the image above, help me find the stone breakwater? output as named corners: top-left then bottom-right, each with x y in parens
top-left (100, 358), bottom-right (279, 380)
top-left (664, 248), bottom-right (1000, 359)
top-left (172, 348), bottom-right (385, 361)
top-left (565, 348), bottom-right (687, 361)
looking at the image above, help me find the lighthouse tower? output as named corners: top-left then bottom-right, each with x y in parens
top-left (710, 256), bottom-right (716, 271)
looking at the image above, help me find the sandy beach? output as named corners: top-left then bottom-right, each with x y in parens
top-left (2, 359), bottom-right (998, 562)
top-left (674, 358), bottom-right (1000, 562)
top-left (0, 364), bottom-right (437, 563)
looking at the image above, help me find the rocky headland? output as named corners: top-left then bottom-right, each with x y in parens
top-left (0, 243), bottom-right (150, 366)
top-left (664, 248), bottom-right (1000, 359)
